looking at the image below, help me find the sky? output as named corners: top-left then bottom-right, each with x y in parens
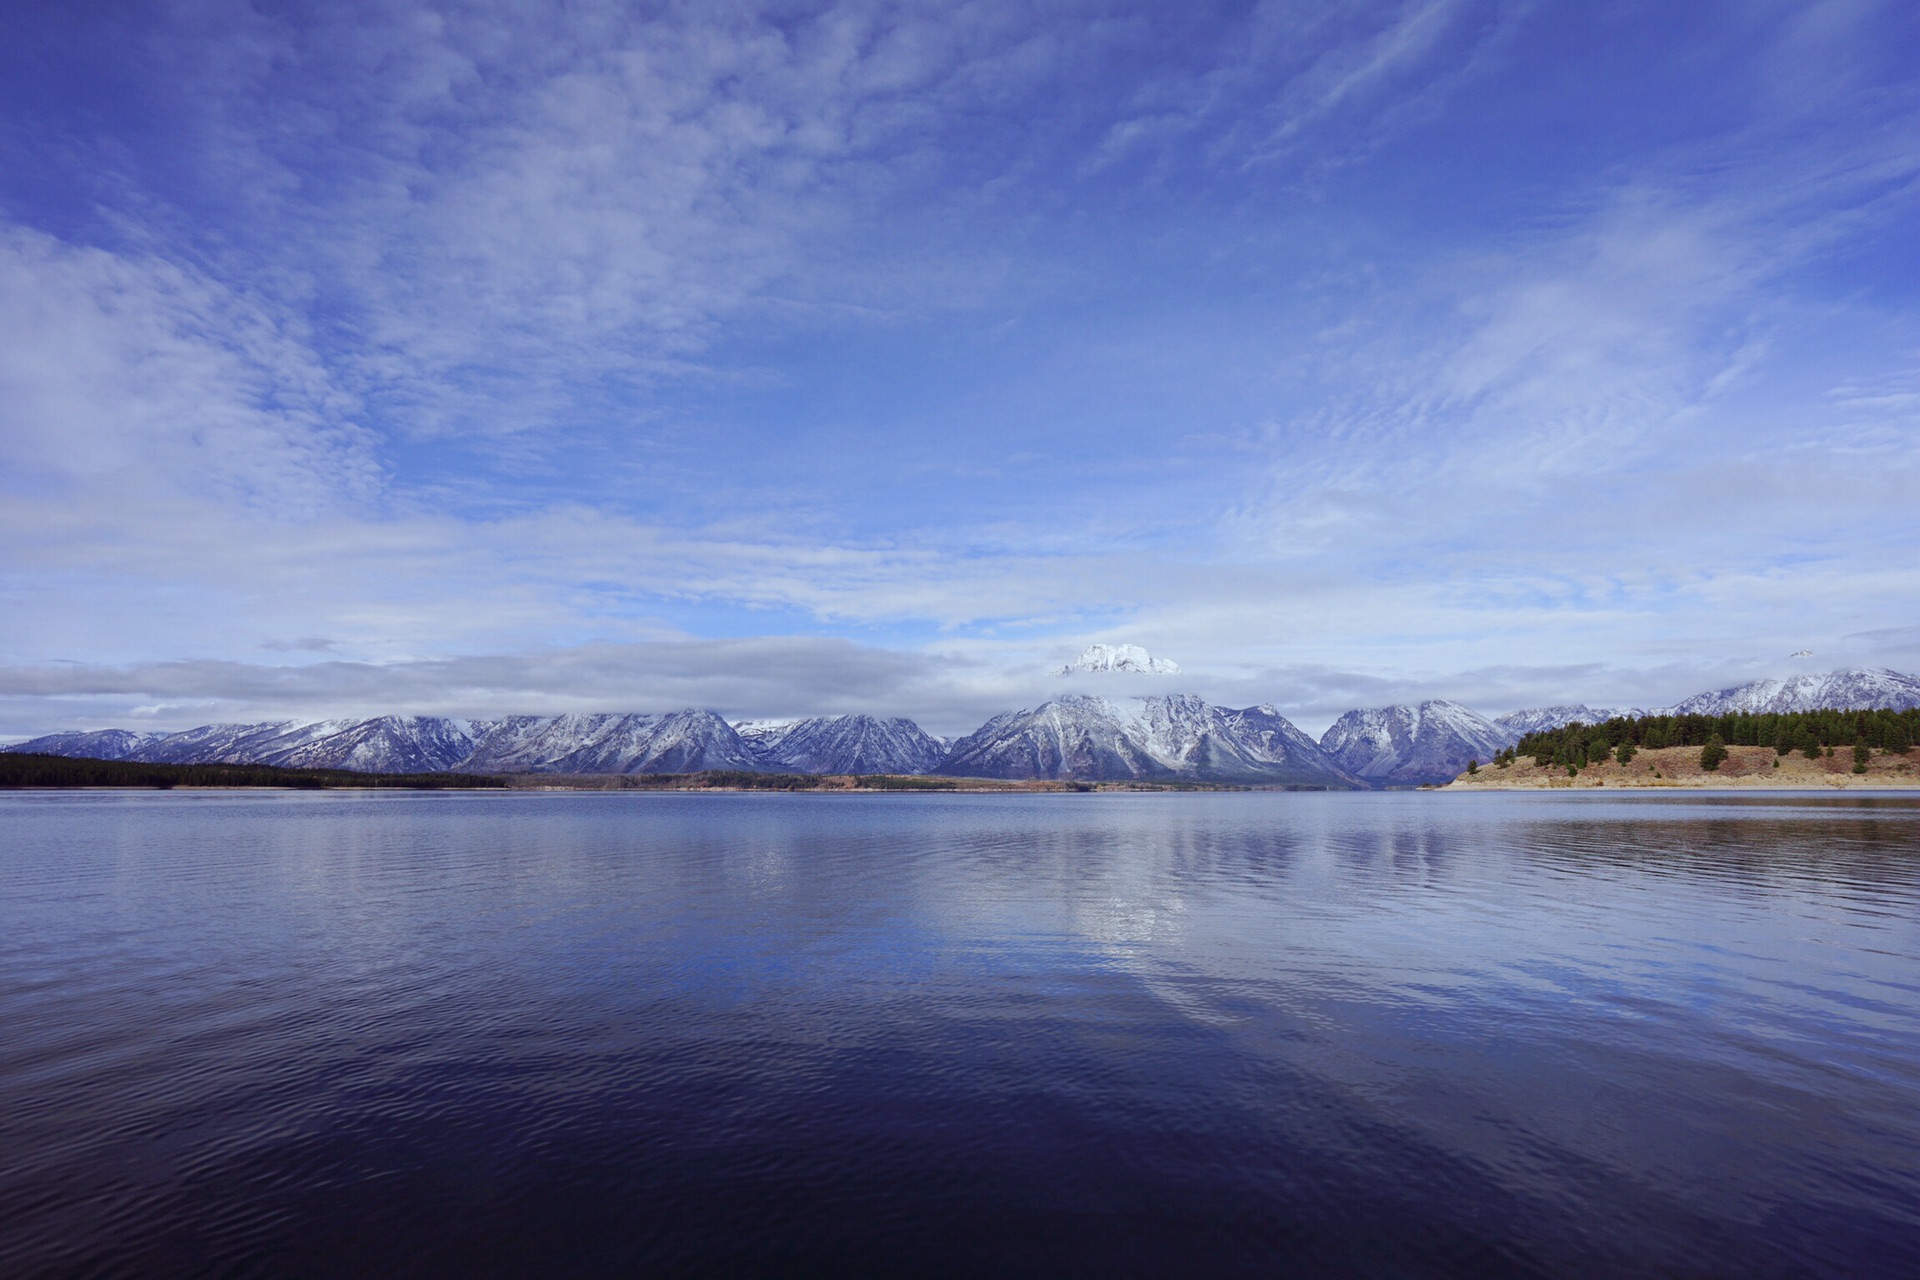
top-left (2, 0), bottom-right (1917, 738)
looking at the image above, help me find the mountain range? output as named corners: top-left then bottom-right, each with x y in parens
top-left (9, 668), bottom-right (1918, 788)
top-left (1667, 668), bottom-right (1920, 716)
top-left (940, 694), bottom-right (1356, 786)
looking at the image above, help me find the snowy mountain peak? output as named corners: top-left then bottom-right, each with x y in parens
top-left (731, 718), bottom-right (802, 749)
top-left (1055, 643), bottom-right (1181, 676)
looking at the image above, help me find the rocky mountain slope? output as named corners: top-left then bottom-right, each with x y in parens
top-left (1319, 701), bottom-right (1514, 788)
top-left (742, 715), bottom-right (948, 775)
top-left (939, 694), bottom-right (1357, 786)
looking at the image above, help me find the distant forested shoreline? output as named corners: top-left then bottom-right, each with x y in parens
top-left (0, 753), bottom-right (506, 791)
top-left (0, 754), bottom-right (1273, 793)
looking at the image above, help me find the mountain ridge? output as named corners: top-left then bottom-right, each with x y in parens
top-left (742, 714), bottom-right (948, 775)
top-left (1319, 700), bottom-right (1514, 788)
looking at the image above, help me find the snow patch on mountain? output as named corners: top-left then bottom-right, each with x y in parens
top-left (1055, 643), bottom-right (1181, 676)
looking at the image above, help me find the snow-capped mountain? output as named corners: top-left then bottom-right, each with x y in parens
top-left (458, 711), bottom-right (762, 774)
top-left (129, 721), bottom-right (312, 764)
top-left (1320, 701), bottom-right (1515, 787)
top-left (5, 728), bottom-right (161, 760)
top-left (1494, 705), bottom-right (1651, 738)
top-left (9, 710), bottom-right (767, 775)
top-left (263, 717), bottom-right (479, 773)
top-left (1055, 643), bottom-right (1181, 676)
top-left (1668, 668), bottom-right (1920, 716)
top-left (6, 718), bottom-right (477, 773)
top-left (120, 717), bottom-right (478, 772)
top-left (743, 715), bottom-right (947, 775)
top-left (940, 693), bottom-right (1357, 786)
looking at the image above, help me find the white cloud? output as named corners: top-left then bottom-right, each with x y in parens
top-left (0, 228), bottom-right (377, 515)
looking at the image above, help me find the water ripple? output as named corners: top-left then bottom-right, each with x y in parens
top-left (2, 790), bottom-right (1918, 1277)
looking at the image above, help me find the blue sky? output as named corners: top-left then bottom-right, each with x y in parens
top-left (2, 0), bottom-right (1917, 736)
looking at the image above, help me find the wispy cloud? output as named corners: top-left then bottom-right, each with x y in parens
top-left (1, 1), bottom-right (1916, 736)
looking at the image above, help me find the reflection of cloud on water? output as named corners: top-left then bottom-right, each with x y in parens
top-left (898, 792), bottom-right (1920, 1046)
top-left (1078, 895), bottom-right (1182, 949)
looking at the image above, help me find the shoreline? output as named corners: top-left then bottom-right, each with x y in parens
top-left (9, 748), bottom-right (1919, 794)
top-left (1444, 743), bottom-right (1920, 791)
top-left (1440, 780), bottom-right (1920, 791)
top-left (10, 780), bottom-right (1920, 796)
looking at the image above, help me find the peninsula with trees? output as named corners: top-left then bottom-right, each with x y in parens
top-left (1448, 709), bottom-right (1920, 789)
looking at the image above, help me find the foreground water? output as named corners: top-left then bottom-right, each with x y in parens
top-left (2, 791), bottom-right (1917, 1277)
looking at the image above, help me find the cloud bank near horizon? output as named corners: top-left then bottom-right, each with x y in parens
top-left (2, 1), bottom-right (1916, 738)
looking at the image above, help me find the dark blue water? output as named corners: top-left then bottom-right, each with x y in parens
top-left (2, 791), bottom-right (1918, 1277)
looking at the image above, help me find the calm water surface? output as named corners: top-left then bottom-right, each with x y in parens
top-left (2, 790), bottom-right (1918, 1277)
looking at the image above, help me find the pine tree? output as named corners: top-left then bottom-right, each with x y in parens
top-left (1700, 736), bottom-right (1728, 772)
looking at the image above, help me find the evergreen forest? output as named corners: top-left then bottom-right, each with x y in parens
top-left (0, 753), bottom-right (505, 790)
top-left (1502, 709), bottom-right (1920, 771)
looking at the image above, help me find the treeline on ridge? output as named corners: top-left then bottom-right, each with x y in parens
top-left (0, 753), bottom-right (506, 791)
top-left (1505, 709), bottom-right (1920, 770)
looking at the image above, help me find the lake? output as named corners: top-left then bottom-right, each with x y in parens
top-left (2, 790), bottom-right (1917, 1277)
